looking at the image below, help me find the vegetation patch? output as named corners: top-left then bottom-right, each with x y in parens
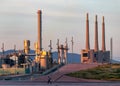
top-left (66, 64), bottom-right (120, 80)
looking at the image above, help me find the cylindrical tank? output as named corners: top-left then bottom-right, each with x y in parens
top-left (24, 40), bottom-right (30, 54)
top-left (34, 42), bottom-right (39, 54)
top-left (40, 51), bottom-right (47, 69)
top-left (40, 57), bottom-right (47, 69)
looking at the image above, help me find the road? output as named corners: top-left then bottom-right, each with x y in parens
top-left (0, 81), bottom-right (120, 86)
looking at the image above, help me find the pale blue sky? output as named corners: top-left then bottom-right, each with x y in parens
top-left (0, 0), bottom-right (120, 60)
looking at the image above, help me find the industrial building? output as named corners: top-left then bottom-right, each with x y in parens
top-left (57, 39), bottom-right (68, 64)
top-left (25, 10), bottom-right (53, 71)
top-left (81, 13), bottom-right (110, 63)
top-left (0, 9), bottom-right (111, 76)
top-left (0, 10), bottom-right (53, 75)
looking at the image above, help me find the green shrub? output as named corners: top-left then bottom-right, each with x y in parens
top-left (115, 68), bottom-right (120, 73)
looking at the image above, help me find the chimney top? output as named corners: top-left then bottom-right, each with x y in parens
top-left (102, 16), bottom-right (104, 23)
top-left (86, 13), bottom-right (89, 20)
top-left (37, 10), bottom-right (42, 14)
top-left (95, 15), bottom-right (97, 21)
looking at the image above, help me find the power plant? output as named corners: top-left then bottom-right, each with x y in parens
top-left (0, 10), bottom-right (54, 74)
top-left (81, 13), bottom-right (110, 63)
top-left (0, 10), bottom-right (111, 76)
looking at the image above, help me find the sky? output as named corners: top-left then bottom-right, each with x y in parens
top-left (0, 0), bottom-right (120, 60)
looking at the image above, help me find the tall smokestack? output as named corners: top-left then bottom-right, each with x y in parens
top-left (37, 10), bottom-right (42, 51)
top-left (85, 13), bottom-right (90, 50)
top-left (102, 16), bottom-right (106, 51)
top-left (94, 15), bottom-right (99, 51)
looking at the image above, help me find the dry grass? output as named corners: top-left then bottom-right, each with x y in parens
top-left (66, 64), bottom-right (120, 81)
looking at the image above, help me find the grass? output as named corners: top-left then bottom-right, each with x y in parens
top-left (0, 68), bottom-right (25, 76)
top-left (66, 64), bottom-right (120, 81)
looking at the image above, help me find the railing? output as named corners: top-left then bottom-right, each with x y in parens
top-left (42, 63), bottom-right (64, 75)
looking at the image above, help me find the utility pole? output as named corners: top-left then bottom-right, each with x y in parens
top-left (110, 38), bottom-right (113, 64)
top-left (14, 44), bottom-right (17, 71)
top-left (1, 43), bottom-right (4, 65)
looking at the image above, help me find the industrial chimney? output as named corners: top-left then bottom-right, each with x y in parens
top-left (85, 13), bottom-right (90, 50)
top-left (94, 15), bottom-right (99, 51)
top-left (102, 16), bottom-right (106, 51)
top-left (37, 10), bottom-right (42, 51)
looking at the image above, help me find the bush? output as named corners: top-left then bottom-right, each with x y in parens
top-left (115, 68), bottom-right (120, 73)
top-left (67, 64), bottom-right (120, 81)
